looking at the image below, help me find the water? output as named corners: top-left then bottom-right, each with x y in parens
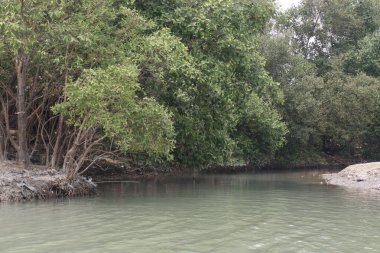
top-left (1, 171), bottom-right (380, 253)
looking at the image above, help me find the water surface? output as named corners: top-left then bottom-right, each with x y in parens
top-left (1, 171), bottom-right (380, 252)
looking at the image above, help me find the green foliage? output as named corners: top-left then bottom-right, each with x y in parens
top-left (234, 93), bottom-right (287, 164)
top-left (259, 33), bottom-right (323, 157)
top-left (0, 0), bottom-right (178, 169)
top-left (281, 0), bottom-right (380, 59)
top-left (277, 68), bottom-right (380, 160)
top-left (344, 33), bottom-right (380, 77)
top-left (132, 0), bottom-right (287, 166)
top-left (11, 0), bottom-right (380, 171)
top-left (261, 0), bottom-right (380, 165)
top-left (320, 72), bottom-right (380, 155)
top-left (0, 0), bottom-right (136, 101)
top-left (131, 27), bottom-right (240, 166)
top-left (259, 33), bottom-right (317, 84)
top-left (282, 75), bottom-right (325, 151)
top-left (365, 97), bottom-right (380, 158)
top-left (53, 65), bottom-right (175, 158)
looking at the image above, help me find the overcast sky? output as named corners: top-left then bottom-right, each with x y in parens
top-left (276, 0), bottom-right (301, 10)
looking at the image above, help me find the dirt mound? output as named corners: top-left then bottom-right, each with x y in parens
top-left (322, 162), bottom-right (380, 190)
top-left (0, 161), bottom-right (96, 202)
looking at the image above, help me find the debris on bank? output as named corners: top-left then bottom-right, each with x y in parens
top-left (0, 161), bottom-right (96, 202)
top-left (322, 162), bottom-right (380, 191)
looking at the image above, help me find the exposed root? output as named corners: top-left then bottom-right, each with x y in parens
top-left (0, 162), bottom-right (96, 202)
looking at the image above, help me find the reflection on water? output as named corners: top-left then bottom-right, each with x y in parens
top-left (1, 171), bottom-right (380, 253)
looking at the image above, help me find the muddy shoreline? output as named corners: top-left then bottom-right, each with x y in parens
top-left (322, 162), bottom-right (380, 191)
top-left (87, 162), bottom-right (346, 182)
top-left (3, 159), bottom-right (376, 202)
top-left (0, 161), bottom-right (96, 202)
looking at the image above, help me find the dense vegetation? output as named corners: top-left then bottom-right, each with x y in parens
top-left (263, 0), bottom-right (380, 164)
top-left (0, 0), bottom-right (379, 179)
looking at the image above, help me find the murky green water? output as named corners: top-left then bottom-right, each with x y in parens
top-left (1, 171), bottom-right (380, 252)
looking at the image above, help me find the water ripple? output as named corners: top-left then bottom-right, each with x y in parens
top-left (1, 172), bottom-right (380, 252)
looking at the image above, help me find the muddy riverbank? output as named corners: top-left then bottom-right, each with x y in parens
top-left (0, 161), bottom-right (96, 202)
top-left (3, 159), bottom-right (376, 202)
top-left (322, 162), bottom-right (380, 191)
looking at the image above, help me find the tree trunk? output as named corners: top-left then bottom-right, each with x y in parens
top-left (52, 44), bottom-right (70, 168)
top-left (51, 110), bottom-right (64, 168)
top-left (0, 132), bottom-right (4, 161)
top-left (15, 51), bottom-right (30, 169)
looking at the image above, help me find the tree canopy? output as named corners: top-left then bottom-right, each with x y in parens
top-left (0, 0), bottom-right (289, 177)
top-left (0, 0), bottom-right (379, 177)
top-left (262, 0), bottom-right (380, 164)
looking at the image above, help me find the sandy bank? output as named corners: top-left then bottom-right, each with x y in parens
top-left (322, 162), bottom-right (380, 191)
top-left (0, 161), bottom-right (96, 202)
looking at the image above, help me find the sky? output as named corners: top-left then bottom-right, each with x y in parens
top-left (276, 0), bottom-right (301, 10)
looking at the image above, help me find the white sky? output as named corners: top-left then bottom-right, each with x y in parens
top-left (276, 0), bottom-right (301, 10)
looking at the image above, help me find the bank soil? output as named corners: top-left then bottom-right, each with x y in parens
top-left (322, 162), bottom-right (380, 191)
top-left (0, 161), bottom-right (96, 202)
